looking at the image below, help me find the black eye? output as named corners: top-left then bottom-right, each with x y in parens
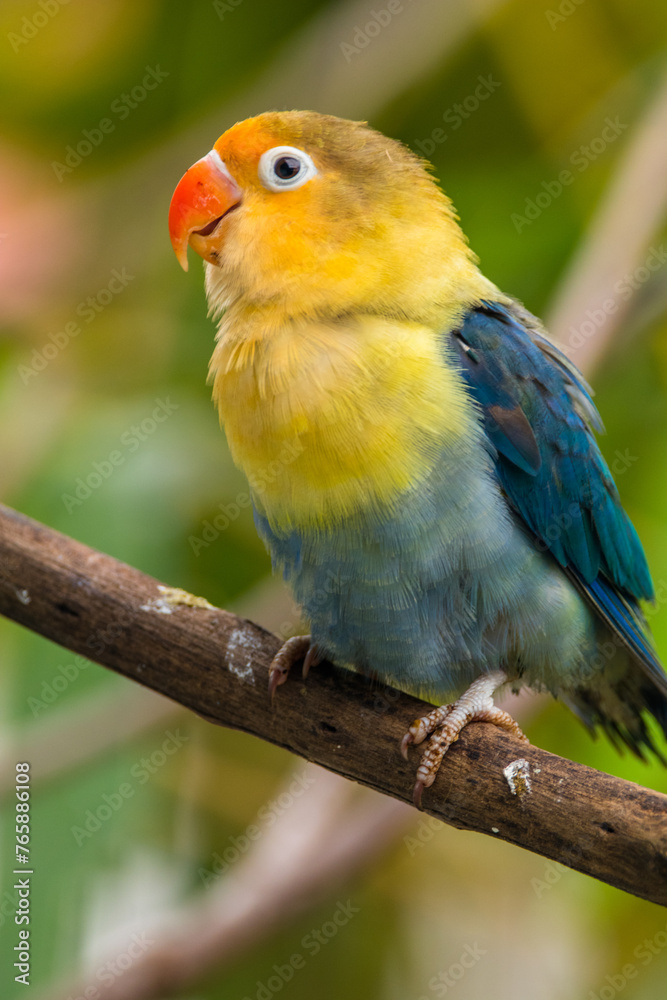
top-left (258, 146), bottom-right (317, 191)
top-left (274, 156), bottom-right (301, 180)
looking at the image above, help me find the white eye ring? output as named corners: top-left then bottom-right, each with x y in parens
top-left (258, 145), bottom-right (318, 192)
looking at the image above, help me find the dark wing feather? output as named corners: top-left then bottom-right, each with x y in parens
top-left (451, 300), bottom-right (666, 692)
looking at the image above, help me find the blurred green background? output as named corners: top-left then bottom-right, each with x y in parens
top-left (1, 1), bottom-right (667, 998)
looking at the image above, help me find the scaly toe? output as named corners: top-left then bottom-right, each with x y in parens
top-left (268, 635), bottom-right (314, 702)
top-left (403, 672), bottom-right (527, 806)
top-left (400, 704), bottom-right (454, 760)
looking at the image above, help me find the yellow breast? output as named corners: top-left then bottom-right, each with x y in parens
top-left (209, 312), bottom-right (475, 533)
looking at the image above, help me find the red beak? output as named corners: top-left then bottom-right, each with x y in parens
top-left (168, 149), bottom-right (242, 271)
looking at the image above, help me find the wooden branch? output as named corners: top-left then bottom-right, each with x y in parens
top-left (1, 502), bottom-right (666, 906)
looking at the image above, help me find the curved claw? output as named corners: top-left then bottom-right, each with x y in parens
top-left (413, 778), bottom-right (426, 809)
top-left (268, 664), bottom-right (289, 702)
top-left (400, 732), bottom-right (414, 761)
top-left (302, 645), bottom-right (321, 679)
top-left (401, 710), bottom-right (445, 759)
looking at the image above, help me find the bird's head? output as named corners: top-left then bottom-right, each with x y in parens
top-left (169, 111), bottom-right (493, 326)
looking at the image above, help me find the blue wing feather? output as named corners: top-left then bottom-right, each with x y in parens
top-left (452, 301), bottom-right (665, 690)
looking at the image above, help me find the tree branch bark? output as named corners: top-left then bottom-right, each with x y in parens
top-left (0, 502), bottom-right (666, 906)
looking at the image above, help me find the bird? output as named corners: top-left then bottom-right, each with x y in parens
top-left (168, 110), bottom-right (667, 805)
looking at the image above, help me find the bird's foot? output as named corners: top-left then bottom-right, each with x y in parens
top-left (268, 634), bottom-right (321, 701)
top-left (400, 671), bottom-right (529, 807)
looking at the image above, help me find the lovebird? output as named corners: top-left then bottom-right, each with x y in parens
top-left (169, 110), bottom-right (667, 804)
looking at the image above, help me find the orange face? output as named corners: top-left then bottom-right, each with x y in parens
top-left (168, 117), bottom-right (322, 274)
top-left (167, 111), bottom-right (467, 321)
